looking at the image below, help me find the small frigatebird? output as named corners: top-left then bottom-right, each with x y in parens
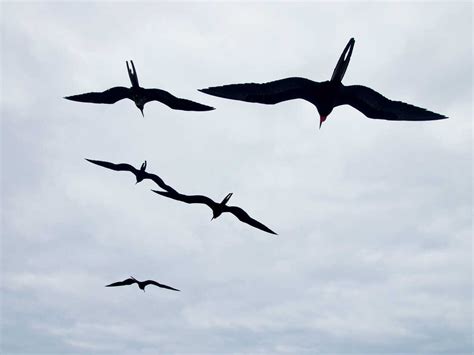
top-left (106, 276), bottom-right (180, 292)
top-left (199, 38), bottom-right (447, 128)
top-left (65, 60), bottom-right (214, 116)
top-left (152, 190), bottom-right (277, 235)
top-left (85, 158), bottom-right (177, 193)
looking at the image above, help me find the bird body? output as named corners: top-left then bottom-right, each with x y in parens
top-left (65, 60), bottom-right (214, 116)
top-left (199, 38), bottom-right (447, 127)
top-left (106, 276), bottom-right (180, 292)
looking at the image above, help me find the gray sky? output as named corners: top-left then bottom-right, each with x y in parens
top-left (1, 1), bottom-right (472, 353)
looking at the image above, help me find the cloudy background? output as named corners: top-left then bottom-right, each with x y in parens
top-left (1, 1), bottom-right (472, 353)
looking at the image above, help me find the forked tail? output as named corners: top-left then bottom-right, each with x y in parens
top-left (330, 38), bottom-right (355, 83)
top-left (126, 60), bottom-right (140, 87)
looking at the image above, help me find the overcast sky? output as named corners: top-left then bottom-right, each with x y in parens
top-left (1, 1), bottom-right (472, 354)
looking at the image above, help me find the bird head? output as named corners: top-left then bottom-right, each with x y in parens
top-left (211, 210), bottom-right (222, 221)
top-left (136, 103), bottom-right (145, 117)
top-left (318, 107), bottom-right (333, 129)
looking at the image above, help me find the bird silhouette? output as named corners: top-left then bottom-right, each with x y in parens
top-left (85, 158), bottom-right (177, 193)
top-left (106, 276), bottom-right (180, 292)
top-left (65, 60), bottom-right (214, 116)
top-left (152, 190), bottom-right (277, 235)
top-left (199, 38), bottom-right (447, 128)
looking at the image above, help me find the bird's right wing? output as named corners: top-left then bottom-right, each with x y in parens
top-left (86, 159), bottom-right (137, 174)
top-left (225, 205), bottom-right (277, 235)
top-left (151, 190), bottom-right (216, 207)
top-left (337, 85), bottom-right (448, 121)
top-left (146, 280), bottom-right (180, 291)
top-left (64, 86), bottom-right (131, 104)
top-left (105, 278), bottom-right (137, 287)
top-left (142, 89), bottom-right (215, 111)
top-left (199, 77), bottom-right (320, 105)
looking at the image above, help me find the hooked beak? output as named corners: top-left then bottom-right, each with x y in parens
top-left (319, 115), bottom-right (327, 129)
top-left (138, 107), bottom-right (144, 117)
top-left (211, 216), bottom-right (215, 221)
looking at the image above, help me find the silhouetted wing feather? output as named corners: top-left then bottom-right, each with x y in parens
top-left (65, 86), bottom-right (131, 104)
top-left (144, 173), bottom-right (177, 193)
top-left (144, 280), bottom-right (180, 291)
top-left (152, 190), bottom-right (217, 208)
top-left (105, 278), bottom-right (137, 287)
top-left (225, 205), bottom-right (277, 235)
top-left (143, 88), bottom-right (214, 111)
top-left (199, 77), bottom-right (320, 105)
top-left (86, 159), bottom-right (137, 173)
top-left (338, 85), bottom-right (447, 121)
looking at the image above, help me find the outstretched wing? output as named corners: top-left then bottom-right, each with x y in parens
top-left (224, 205), bottom-right (277, 235)
top-left (144, 280), bottom-right (180, 291)
top-left (338, 85), bottom-right (448, 121)
top-left (64, 86), bottom-right (131, 104)
top-left (151, 190), bottom-right (217, 208)
top-left (85, 159), bottom-right (137, 174)
top-left (199, 77), bottom-right (320, 105)
top-left (105, 278), bottom-right (137, 287)
top-left (142, 88), bottom-right (214, 111)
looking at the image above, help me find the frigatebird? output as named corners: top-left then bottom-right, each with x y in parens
top-left (199, 38), bottom-right (447, 128)
top-left (85, 158), bottom-right (177, 193)
top-left (152, 190), bottom-right (277, 235)
top-left (65, 60), bottom-right (214, 116)
top-left (86, 157), bottom-right (276, 235)
top-left (106, 276), bottom-right (180, 292)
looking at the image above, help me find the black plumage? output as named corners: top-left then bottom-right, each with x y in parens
top-left (199, 38), bottom-right (447, 127)
top-left (106, 276), bottom-right (180, 292)
top-left (65, 60), bottom-right (214, 116)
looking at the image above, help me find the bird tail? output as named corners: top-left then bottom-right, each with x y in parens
top-left (221, 193), bottom-right (233, 205)
top-left (331, 38), bottom-right (355, 83)
top-left (126, 60), bottom-right (140, 88)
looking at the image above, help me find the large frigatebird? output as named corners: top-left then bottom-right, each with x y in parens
top-left (199, 38), bottom-right (447, 128)
top-left (86, 158), bottom-right (277, 235)
top-left (65, 60), bottom-right (214, 116)
top-left (152, 190), bottom-right (277, 235)
top-left (106, 276), bottom-right (180, 292)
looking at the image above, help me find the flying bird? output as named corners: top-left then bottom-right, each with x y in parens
top-left (85, 158), bottom-right (177, 193)
top-left (65, 60), bottom-right (214, 116)
top-left (199, 38), bottom-right (447, 128)
top-left (152, 190), bottom-right (277, 235)
top-left (106, 276), bottom-right (180, 292)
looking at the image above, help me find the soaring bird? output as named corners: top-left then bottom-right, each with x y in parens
top-left (86, 157), bottom-right (277, 235)
top-left (106, 276), bottom-right (180, 292)
top-left (65, 60), bottom-right (214, 116)
top-left (152, 190), bottom-right (277, 235)
top-left (85, 158), bottom-right (177, 193)
top-left (199, 38), bottom-right (447, 128)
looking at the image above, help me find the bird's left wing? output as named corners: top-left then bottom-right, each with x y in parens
top-left (142, 88), bottom-right (215, 111)
top-left (145, 280), bottom-right (180, 291)
top-left (225, 205), bottom-right (277, 235)
top-left (86, 159), bottom-right (137, 173)
top-left (337, 85), bottom-right (448, 121)
top-left (65, 86), bottom-right (131, 104)
top-left (105, 278), bottom-right (137, 287)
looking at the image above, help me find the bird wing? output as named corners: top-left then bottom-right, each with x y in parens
top-left (64, 86), bottom-right (131, 104)
top-left (105, 278), bottom-right (137, 287)
top-left (144, 280), bottom-right (180, 291)
top-left (224, 205), bottom-right (277, 235)
top-left (151, 190), bottom-right (217, 208)
top-left (142, 88), bottom-right (215, 111)
top-left (144, 173), bottom-right (177, 193)
top-left (337, 85), bottom-right (448, 121)
top-left (86, 159), bottom-right (138, 174)
top-left (199, 77), bottom-right (320, 105)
